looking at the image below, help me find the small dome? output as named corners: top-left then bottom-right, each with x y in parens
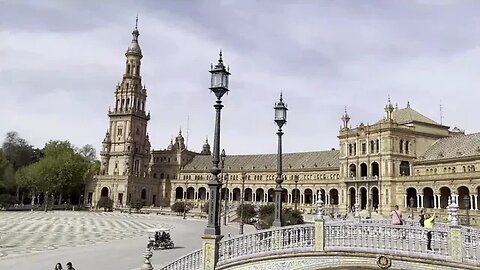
top-left (126, 29), bottom-right (142, 56)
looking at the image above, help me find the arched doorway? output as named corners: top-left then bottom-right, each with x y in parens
top-left (304, 189), bottom-right (313, 204)
top-left (281, 189), bottom-right (288, 203)
top-left (186, 187), bottom-right (195, 200)
top-left (244, 188), bottom-right (253, 201)
top-left (349, 187), bottom-right (356, 209)
top-left (175, 187), bottom-right (183, 200)
top-left (329, 189), bottom-right (339, 205)
top-left (141, 188), bottom-right (146, 200)
top-left (440, 187), bottom-right (451, 208)
top-left (292, 188), bottom-right (300, 205)
top-left (423, 187), bottom-right (434, 208)
top-left (406, 188), bottom-right (417, 207)
top-left (232, 188), bottom-right (241, 201)
top-left (371, 187), bottom-right (379, 209)
top-left (101, 187), bottom-right (109, 197)
top-left (349, 164), bottom-right (357, 177)
top-left (360, 163), bottom-right (368, 177)
top-left (255, 188), bottom-right (264, 202)
top-left (360, 187), bottom-right (367, 209)
top-left (371, 162), bottom-right (379, 177)
top-left (221, 187), bottom-right (228, 200)
top-left (267, 188), bottom-right (274, 202)
top-left (400, 161), bottom-right (410, 176)
top-left (198, 187), bottom-right (207, 200)
top-left (457, 186), bottom-right (470, 209)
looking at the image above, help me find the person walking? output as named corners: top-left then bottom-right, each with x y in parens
top-left (54, 263), bottom-right (63, 270)
top-left (424, 212), bottom-right (436, 251)
top-left (391, 205), bottom-right (403, 225)
top-left (66, 262), bottom-right (76, 270)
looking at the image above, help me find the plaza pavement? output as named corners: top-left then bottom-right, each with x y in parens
top-left (0, 211), bottom-right (255, 270)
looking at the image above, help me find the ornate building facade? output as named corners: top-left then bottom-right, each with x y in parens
top-left (86, 25), bottom-right (480, 224)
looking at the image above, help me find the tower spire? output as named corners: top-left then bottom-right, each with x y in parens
top-left (341, 106), bottom-right (350, 129)
top-left (135, 14), bottom-right (139, 30)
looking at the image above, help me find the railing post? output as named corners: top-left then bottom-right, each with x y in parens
top-left (314, 193), bottom-right (325, 252)
top-left (202, 235), bottom-right (223, 270)
top-left (448, 194), bottom-right (463, 263)
top-left (140, 248), bottom-right (154, 270)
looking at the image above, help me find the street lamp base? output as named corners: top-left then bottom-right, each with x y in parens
top-left (272, 220), bottom-right (282, 227)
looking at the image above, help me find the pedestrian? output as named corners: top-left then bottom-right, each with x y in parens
top-left (424, 212), bottom-right (435, 251)
top-left (66, 262), bottom-right (76, 270)
top-left (390, 205), bottom-right (403, 225)
top-left (54, 263), bottom-right (63, 270)
top-left (419, 209), bottom-right (425, 227)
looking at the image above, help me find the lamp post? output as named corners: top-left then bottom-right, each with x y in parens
top-left (240, 172), bottom-right (246, 234)
top-left (409, 196), bottom-right (415, 222)
top-left (220, 149), bottom-right (227, 226)
top-left (205, 51), bottom-right (230, 236)
top-left (463, 195), bottom-right (470, 226)
top-left (294, 175), bottom-right (299, 211)
top-left (223, 172), bottom-right (229, 226)
top-left (183, 180), bottom-right (188, 219)
top-left (273, 93), bottom-right (288, 227)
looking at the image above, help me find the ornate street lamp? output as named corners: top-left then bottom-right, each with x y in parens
top-left (294, 175), bottom-right (299, 211)
top-left (223, 172), bottom-right (229, 226)
top-left (409, 196), bottom-right (415, 222)
top-left (240, 172), bottom-right (246, 234)
top-left (463, 195), bottom-right (470, 226)
top-left (205, 51), bottom-right (230, 236)
top-left (220, 149), bottom-right (226, 226)
top-left (273, 93), bottom-right (287, 227)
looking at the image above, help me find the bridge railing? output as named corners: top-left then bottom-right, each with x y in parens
top-left (462, 227), bottom-right (480, 264)
top-left (158, 248), bottom-right (202, 270)
top-left (325, 221), bottom-right (450, 260)
top-left (217, 224), bottom-right (314, 266)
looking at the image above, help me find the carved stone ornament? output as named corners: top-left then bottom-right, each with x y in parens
top-left (377, 255), bottom-right (392, 269)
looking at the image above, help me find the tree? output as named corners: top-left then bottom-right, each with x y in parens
top-left (2, 131), bottom-right (36, 170)
top-left (97, 197), bottom-right (113, 211)
top-left (236, 203), bottom-right (257, 223)
top-left (257, 204), bottom-right (304, 229)
top-left (0, 150), bottom-right (14, 193)
top-left (78, 144), bottom-right (97, 161)
top-left (130, 198), bottom-right (144, 210)
top-left (170, 201), bottom-right (193, 214)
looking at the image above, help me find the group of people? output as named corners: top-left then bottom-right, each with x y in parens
top-left (391, 205), bottom-right (435, 250)
top-left (54, 262), bottom-right (76, 270)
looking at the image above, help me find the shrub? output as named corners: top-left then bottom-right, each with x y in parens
top-left (171, 201), bottom-right (193, 214)
top-left (236, 203), bottom-right (256, 223)
top-left (0, 194), bottom-right (18, 207)
top-left (96, 197), bottom-right (113, 211)
top-left (130, 199), bottom-right (144, 210)
top-left (257, 204), bottom-right (304, 229)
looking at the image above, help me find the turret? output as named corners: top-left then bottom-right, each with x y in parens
top-left (384, 96), bottom-right (394, 121)
top-left (341, 106), bottom-right (350, 130)
top-left (201, 137), bottom-right (211, 155)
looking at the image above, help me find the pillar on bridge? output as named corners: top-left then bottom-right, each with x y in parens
top-left (314, 192), bottom-right (325, 252)
top-left (448, 194), bottom-right (463, 263)
top-left (140, 247), bottom-right (153, 270)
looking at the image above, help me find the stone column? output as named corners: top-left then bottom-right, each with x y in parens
top-left (474, 195), bottom-right (478, 210)
top-left (202, 235), bottom-right (223, 270)
top-left (448, 196), bottom-right (463, 262)
top-left (314, 194), bottom-right (325, 252)
top-left (433, 194), bottom-right (437, 209)
top-left (470, 194), bottom-right (474, 210)
top-left (416, 194), bottom-right (421, 209)
top-left (419, 194), bottom-right (424, 208)
top-left (404, 194), bottom-right (407, 208)
top-left (140, 248), bottom-right (153, 270)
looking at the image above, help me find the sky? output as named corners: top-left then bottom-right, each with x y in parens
top-left (1, 0), bottom-right (480, 157)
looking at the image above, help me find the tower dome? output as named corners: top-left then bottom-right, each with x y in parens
top-left (126, 16), bottom-right (142, 57)
top-left (201, 137), bottom-right (211, 155)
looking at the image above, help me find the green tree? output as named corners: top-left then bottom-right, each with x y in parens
top-left (130, 198), bottom-right (144, 210)
top-left (236, 204), bottom-right (257, 223)
top-left (257, 204), bottom-right (304, 229)
top-left (2, 131), bottom-right (36, 170)
top-left (97, 196), bottom-right (113, 211)
top-left (77, 144), bottom-right (97, 161)
top-left (170, 201), bottom-right (193, 214)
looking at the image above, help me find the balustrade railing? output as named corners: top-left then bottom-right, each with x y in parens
top-left (325, 222), bottom-right (450, 260)
top-left (462, 227), bottom-right (480, 264)
top-left (159, 249), bottom-right (202, 270)
top-left (217, 224), bottom-right (314, 266)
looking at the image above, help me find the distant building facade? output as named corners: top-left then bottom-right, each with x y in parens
top-left (86, 25), bottom-right (480, 223)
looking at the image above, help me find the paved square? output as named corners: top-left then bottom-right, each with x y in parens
top-left (0, 211), bottom-right (252, 270)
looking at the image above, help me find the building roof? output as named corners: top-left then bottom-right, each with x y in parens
top-left (182, 150), bottom-right (340, 171)
top-left (391, 107), bottom-right (438, 125)
top-left (419, 133), bottom-right (480, 161)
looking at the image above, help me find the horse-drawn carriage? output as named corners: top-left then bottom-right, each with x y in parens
top-left (147, 228), bottom-right (174, 250)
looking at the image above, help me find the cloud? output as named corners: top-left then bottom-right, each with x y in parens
top-left (1, 1), bottom-right (480, 156)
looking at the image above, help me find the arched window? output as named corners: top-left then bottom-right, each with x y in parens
top-left (405, 140), bottom-right (409, 154)
top-left (126, 64), bottom-right (130, 74)
top-left (136, 65), bottom-right (140, 75)
top-left (376, 139), bottom-right (380, 153)
top-left (399, 140), bottom-right (403, 153)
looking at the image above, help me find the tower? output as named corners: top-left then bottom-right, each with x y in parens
top-left (100, 19), bottom-right (151, 178)
top-left (341, 106), bottom-right (350, 129)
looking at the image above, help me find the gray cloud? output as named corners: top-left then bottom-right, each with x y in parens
top-left (1, 1), bottom-right (480, 156)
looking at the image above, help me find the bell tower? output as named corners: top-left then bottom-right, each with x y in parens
top-left (100, 18), bottom-right (151, 177)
